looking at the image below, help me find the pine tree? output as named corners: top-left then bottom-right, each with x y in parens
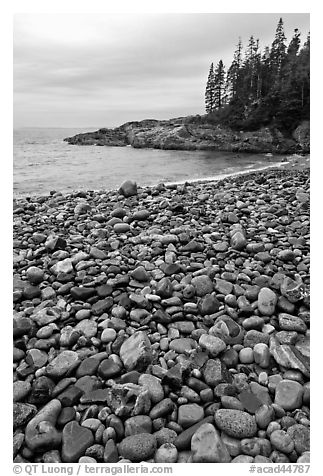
top-left (287, 28), bottom-right (301, 56)
top-left (203, 18), bottom-right (310, 134)
top-left (214, 60), bottom-right (226, 109)
top-left (297, 33), bottom-right (310, 110)
top-left (227, 38), bottom-right (243, 100)
top-left (269, 17), bottom-right (287, 86)
top-left (205, 63), bottom-right (215, 113)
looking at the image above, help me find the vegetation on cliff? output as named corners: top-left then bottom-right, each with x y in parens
top-left (204, 18), bottom-right (310, 134)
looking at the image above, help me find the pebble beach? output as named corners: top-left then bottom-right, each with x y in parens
top-left (13, 165), bottom-right (310, 464)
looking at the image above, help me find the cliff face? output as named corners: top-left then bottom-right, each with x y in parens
top-left (64, 117), bottom-right (310, 154)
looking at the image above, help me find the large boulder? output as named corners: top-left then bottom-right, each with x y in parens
top-left (119, 180), bottom-right (138, 197)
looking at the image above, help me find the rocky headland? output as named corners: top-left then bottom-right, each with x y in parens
top-left (13, 167), bottom-right (310, 464)
top-left (64, 117), bottom-right (310, 154)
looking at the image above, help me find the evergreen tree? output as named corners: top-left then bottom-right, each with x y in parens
top-left (214, 60), bottom-right (226, 109)
top-left (203, 18), bottom-right (309, 134)
top-left (226, 38), bottom-right (243, 100)
top-left (269, 17), bottom-right (287, 86)
top-left (205, 63), bottom-right (216, 113)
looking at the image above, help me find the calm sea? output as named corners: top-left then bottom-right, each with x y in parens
top-left (13, 127), bottom-right (287, 197)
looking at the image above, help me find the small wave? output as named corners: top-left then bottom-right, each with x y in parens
top-left (164, 162), bottom-right (287, 186)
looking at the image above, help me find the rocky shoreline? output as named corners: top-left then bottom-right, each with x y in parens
top-left (64, 117), bottom-right (310, 155)
top-left (13, 167), bottom-right (310, 464)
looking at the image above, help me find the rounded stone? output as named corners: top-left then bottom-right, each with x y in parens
top-left (178, 404), bottom-right (204, 429)
top-left (287, 424), bottom-right (310, 455)
top-left (61, 421), bottom-right (94, 462)
top-left (274, 380), bottom-right (303, 411)
top-left (46, 351), bottom-right (79, 379)
top-left (270, 430), bottom-right (294, 454)
top-left (119, 180), bottom-right (137, 198)
top-left (257, 287), bottom-right (277, 316)
top-left (255, 405), bottom-right (275, 429)
top-left (101, 328), bottom-right (117, 344)
top-left (154, 443), bottom-right (178, 463)
top-left (153, 428), bottom-right (177, 447)
top-left (239, 347), bottom-right (254, 364)
top-left (199, 334), bottom-right (226, 357)
top-left (214, 409), bottom-right (257, 439)
top-left (114, 223), bottom-right (131, 234)
top-left (124, 416), bottom-right (152, 436)
top-left (26, 266), bottom-right (45, 285)
top-left (118, 434), bottom-right (157, 462)
top-left (191, 275), bottom-right (214, 296)
top-left (13, 380), bottom-right (31, 402)
top-left (253, 343), bottom-right (270, 368)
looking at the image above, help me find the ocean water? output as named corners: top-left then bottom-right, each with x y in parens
top-left (13, 127), bottom-right (287, 197)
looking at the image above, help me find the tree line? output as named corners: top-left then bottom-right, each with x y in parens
top-left (204, 18), bottom-right (310, 133)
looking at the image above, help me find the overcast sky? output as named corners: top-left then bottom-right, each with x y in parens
top-left (13, 13), bottom-right (310, 128)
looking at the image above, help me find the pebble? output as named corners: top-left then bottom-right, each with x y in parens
top-left (124, 415), bottom-right (152, 436)
top-left (274, 379), bottom-right (303, 410)
top-left (239, 347), bottom-right (254, 364)
top-left (13, 381), bottom-right (31, 402)
top-left (119, 331), bottom-right (153, 372)
top-left (191, 422), bottom-right (231, 462)
top-left (12, 170), bottom-right (310, 464)
top-left (154, 443), bottom-right (178, 463)
top-left (253, 343), bottom-right (270, 368)
top-left (45, 351), bottom-right (79, 379)
top-left (214, 409), bottom-right (258, 438)
top-left (191, 275), bottom-right (214, 296)
top-left (61, 421), bottom-right (94, 462)
top-left (199, 334), bottom-right (226, 357)
top-left (138, 374), bottom-right (164, 403)
top-left (270, 430), bottom-right (294, 453)
top-left (178, 403), bottom-right (204, 428)
top-left (257, 287), bottom-right (277, 316)
top-left (287, 424), bottom-right (310, 455)
top-left (118, 433), bottom-right (157, 462)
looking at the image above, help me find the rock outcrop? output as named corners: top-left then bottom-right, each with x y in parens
top-left (64, 116), bottom-right (310, 154)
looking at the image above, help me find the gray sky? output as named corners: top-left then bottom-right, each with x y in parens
top-left (13, 13), bottom-right (310, 128)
